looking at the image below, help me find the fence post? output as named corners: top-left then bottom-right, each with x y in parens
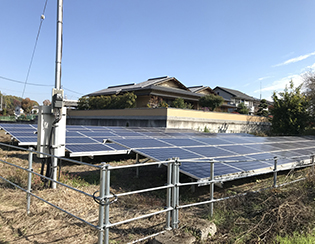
top-left (311, 154), bottom-right (314, 176)
top-left (98, 163), bottom-right (106, 244)
top-left (165, 161), bottom-right (172, 230)
top-left (210, 159), bottom-right (214, 217)
top-left (104, 164), bottom-right (111, 244)
top-left (273, 157), bottom-right (278, 188)
top-left (171, 158), bottom-right (180, 229)
top-left (26, 148), bottom-right (34, 215)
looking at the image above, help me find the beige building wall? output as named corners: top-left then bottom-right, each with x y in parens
top-left (68, 108), bottom-right (270, 133)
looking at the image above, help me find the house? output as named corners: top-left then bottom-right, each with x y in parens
top-left (188, 85), bottom-right (236, 112)
top-left (14, 106), bottom-right (24, 117)
top-left (87, 76), bottom-right (205, 109)
top-left (213, 86), bottom-right (257, 114)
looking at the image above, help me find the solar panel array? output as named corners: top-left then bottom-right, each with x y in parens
top-left (1, 123), bottom-right (314, 182)
top-left (111, 135), bottom-right (315, 181)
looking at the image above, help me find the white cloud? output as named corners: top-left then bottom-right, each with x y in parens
top-left (274, 51), bottom-right (315, 67)
top-left (253, 62), bottom-right (315, 94)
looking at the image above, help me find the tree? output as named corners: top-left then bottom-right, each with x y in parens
top-left (271, 81), bottom-right (310, 135)
top-left (43, 99), bottom-right (51, 106)
top-left (303, 69), bottom-right (315, 115)
top-left (77, 92), bottom-right (137, 110)
top-left (199, 94), bottom-right (224, 111)
top-left (256, 99), bottom-right (269, 117)
top-left (236, 103), bottom-right (249, 114)
top-left (21, 98), bottom-right (36, 114)
top-left (173, 98), bottom-right (186, 109)
top-left (77, 96), bottom-right (90, 110)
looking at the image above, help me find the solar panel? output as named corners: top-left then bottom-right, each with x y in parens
top-left (192, 137), bottom-right (234, 145)
top-left (135, 148), bottom-right (203, 161)
top-left (112, 138), bottom-right (172, 149)
top-left (1, 123), bottom-right (314, 182)
top-left (218, 156), bottom-right (272, 172)
top-left (183, 146), bottom-right (236, 158)
top-left (218, 145), bottom-right (262, 155)
top-left (159, 138), bottom-right (206, 147)
top-left (66, 137), bottom-right (97, 144)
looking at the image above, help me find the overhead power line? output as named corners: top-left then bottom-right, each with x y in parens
top-left (0, 75), bottom-right (52, 87)
top-left (21, 0), bottom-right (49, 97)
top-left (63, 87), bottom-right (83, 95)
top-left (1, 75), bottom-right (83, 96)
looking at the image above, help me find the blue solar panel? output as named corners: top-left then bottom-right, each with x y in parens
top-left (112, 138), bottom-right (172, 149)
top-left (105, 143), bottom-right (128, 150)
top-left (9, 132), bottom-right (37, 137)
top-left (272, 143), bottom-right (300, 150)
top-left (66, 144), bottom-right (115, 153)
top-left (217, 156), bottom-right (272, 172)
top-left (218, 145), bottom-right (262, 155)
top-left (193, 137), bottom-right (234, 145)
top-left (180, 161), bottom-right (242, 178)
top-left (220, 137), bottom-right (255, 144)
top-left (183, 146), bottom-right (235, 158)
top-left (66, 131), bottom-right (84, 137)
top-left (245, 143), bottom-right (282, 152)
top-left (159, 138), bottom-right (206, 147)
top-left (135, 148), bottom-right (203, 161)
top-left (66, 137), bottom-right (97, 144)
top-left (2, 123), bottom-right (315, 181)
top-left (80, 131), bottom-right (116, 137)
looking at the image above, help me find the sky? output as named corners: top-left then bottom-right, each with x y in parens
top-left (1, 0), bottom-right (315, 104)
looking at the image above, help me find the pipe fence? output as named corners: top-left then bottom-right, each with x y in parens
top-left (0, 142), bottom-right (314, 244)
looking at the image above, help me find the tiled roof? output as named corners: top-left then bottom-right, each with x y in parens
top-left (86, 76), bottom-right (191, 97)
top-left (214, 86), bottom-right (256, 101)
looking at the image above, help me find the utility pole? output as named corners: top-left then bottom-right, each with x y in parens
top-left (37, 0), bottom-right (66, 189)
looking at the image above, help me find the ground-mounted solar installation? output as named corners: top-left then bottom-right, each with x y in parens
top-left (1, 123), bottom-right (315, 183)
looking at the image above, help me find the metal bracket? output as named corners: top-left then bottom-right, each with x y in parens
top-left (93, 190), bottom-right (118, 206)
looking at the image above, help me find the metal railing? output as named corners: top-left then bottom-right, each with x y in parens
top-left (0, 142), bottom-right (314, 244)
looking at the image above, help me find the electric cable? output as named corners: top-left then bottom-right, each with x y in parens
top-left (21, 0), bottom-right (49, 98)
top-left (0, 75), bottom-right (52, 87)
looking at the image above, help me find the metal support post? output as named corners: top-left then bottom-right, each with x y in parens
top-left (273, 157), bottom-right (278, 188)
top-left (165, 161), bottom-right (172, 230)
top-left (210, 159), bottom-right (214, 217)
top-left (51, 157), bottom-right (58, 189)
top-left (135, 153), bottom-right (139, 178)
top-left (104, 165), bottom-right (111, 244)
top-left (311, 154), bottom-right (314, 176)
top-left (26, 148), bottom-right (34, 215)
top-left (171, 158), bottom-right (180, 229)
top-left (98, 163), bottom-right (106, 244)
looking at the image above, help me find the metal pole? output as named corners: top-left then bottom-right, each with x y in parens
top-left (51, 157), bottom-right (58, 189)
top-left (26, 148), bottom-right (33, 215)
top-left (210, 159), bottom-right (214, 217)
top-left (311, 154), bottom-right (314, 176)
top-left (273, 157), bottom-right (277, 188)
top-left (98, 163), bottom-right (106, 244)
top-left (171, 158), bottom-right (179, 229)
top-left (104, 165), bottom-right (110, 244)
top-left (166, 161), bottom-right (172, 230)
top-left (135, 153), bottom-right (139, 178)
top-left (55, 0), bottom-right (63, 90)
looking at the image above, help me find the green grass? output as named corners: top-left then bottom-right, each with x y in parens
top-left (275, 232), bottom-right (315, 244)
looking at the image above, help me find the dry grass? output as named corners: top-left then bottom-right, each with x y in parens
top-left (1, 130), bottom-right (315, 243)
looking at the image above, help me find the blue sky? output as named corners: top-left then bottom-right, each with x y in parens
top-left (1, 0), bottom-right (315, 104)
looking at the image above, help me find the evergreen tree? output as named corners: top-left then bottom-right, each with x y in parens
top-left (199, 94), bottom-right (224, 111)
top-left (271, 81), bottom-right (310, 135)
top-left (256, 99), bottom-right (269, 117)
top-left (236, 103), bottom-right (249, 114)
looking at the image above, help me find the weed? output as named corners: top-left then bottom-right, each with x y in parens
top-left (203, 126), bottom-right (210, 133)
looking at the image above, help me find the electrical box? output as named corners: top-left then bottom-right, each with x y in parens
top-left (37, 105), bottom-right (66, 158)
top-left (52, 88), bottom-right (64, 109)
